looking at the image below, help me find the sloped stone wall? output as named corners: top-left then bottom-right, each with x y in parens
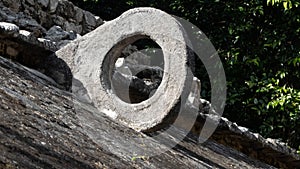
top-left (0, 55), bottom-right (277, 169)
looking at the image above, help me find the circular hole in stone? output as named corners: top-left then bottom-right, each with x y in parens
top-left (111, 37), bottom-right (164, 104)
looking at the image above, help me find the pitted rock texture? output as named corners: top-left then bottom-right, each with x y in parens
top-left (0, 22), bottom-right (75, 92)
top-left (0, 0), bottom-right (103, 35)
top-left (0, 0), bottom-right (102, 81)
top-left (0, 1), bottom-right (299, 168)
top-left (0, 22), bottom-right (58, 51)
top-left (56, 7), bottom-right (195, 132)
top-left (194, 113), bottom-right (300, 169)
top-left (0, 55), bottom-right (276, 169)
top-left (0, 22), bottom-right (19, 38)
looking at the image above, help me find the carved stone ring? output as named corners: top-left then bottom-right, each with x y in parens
top-left (57, 8), bottom-right (194, 132)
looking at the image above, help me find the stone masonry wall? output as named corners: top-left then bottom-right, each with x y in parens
top-left (0, 0), bottom-right (103, 36)
top-left (0, 0), bottom-right (104, 89)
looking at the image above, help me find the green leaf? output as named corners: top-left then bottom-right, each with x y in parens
top-left (283, 1), bottom-right (288, 9)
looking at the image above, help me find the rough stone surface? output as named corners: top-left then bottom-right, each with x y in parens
top-left (194, 113), bottom-right (300, 169)
top-left (0, 22), bottom-right (19, 38)
top-left (44, 25), bottom-right (78, 47)
top-left (57, 7), bottom-right (194, 132)
top-left (112, 64), bottom-right (163, 103)
top-left (38, 0), bottom-right (49, 8)
top-left (1, 0), bottom-right (21, 12)
top-left (0, 22), bottom-right (58, 51)
top-left (0, 55), bottom-right (277, 169)
top-left (0, 6), bottom-right (46, 33)
top-left (0, 22), bottom-right (74, 89)
top-left (0, 0), bottom-right (103, 35)
top-left (82, 11), bottom-right (97, 34)
top-left (55, 8), bottom-right (300, 168)
top-left (74, 6), bottom-right (83, 23)
top-left (26, 0), bottom-right (35, 6)
top-left (0, 1), bottom-right (299, 168)
top-left (49, 0), bottom-right (59, 13)
top-left (56, 0), bottom-right (75, 18)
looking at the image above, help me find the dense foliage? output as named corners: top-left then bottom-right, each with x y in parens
top-left (72, 0), bottom-right (300, 152)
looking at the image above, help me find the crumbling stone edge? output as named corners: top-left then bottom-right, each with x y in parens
top-left (197, 106), bottom-right (300, 168)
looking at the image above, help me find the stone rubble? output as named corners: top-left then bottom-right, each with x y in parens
top-left (196, 112), bottom-right (300, 168)
top-left (0, 0), bottom-right (103, 49)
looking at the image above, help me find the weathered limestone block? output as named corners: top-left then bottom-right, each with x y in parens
top-left (0, 6), bottom-right (47, 34)
top-left (82, 11), bottom-right (97, 34)
top-left (37, 10), bottom-right (50, 28)
top-left (37, 0), bottom-right (49, 8)
top-left (74, 6), bottom-right (83, 23)
top-left (45, 25), bottom-right (78, 48)
top-left (25, 0), bottom-right (35, 6)
top-left (95, 16), bottom-right (103, 27)
top-left (1, 0), bottom-right (21, 12)
top-left (49, 0), bottom-right (59, 13)
top-left (64, 21), bottom-right (77, 32)
top-left (1, 0), bottom-right (103, 35)
top-left (45, 25), bottom-right (70, 40)
top-left (57, 8), bottom-right (195, 132)
top-left (0, 22), bottom-right (19, 38)
top-left (56, 0), bottom-right (75, 19)
top-left (51, 15), bottom-right (64, 26)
